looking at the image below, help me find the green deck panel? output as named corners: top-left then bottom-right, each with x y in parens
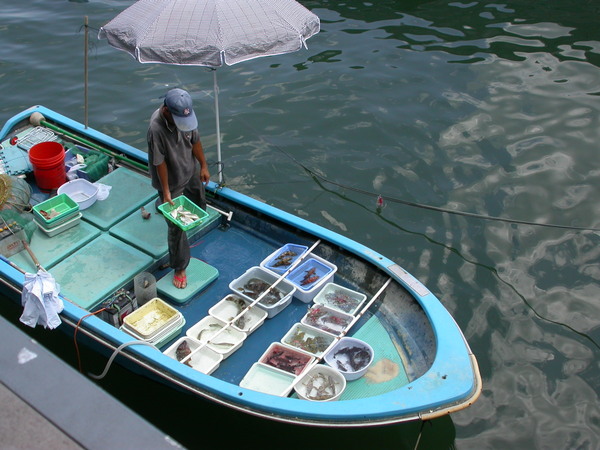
top-left (109, 199), bottom-right (169, 259)
top-left (50, 234), bottom-right (154, 310)
top-left (8, 221), bottom-right (101, 273)
top-left (338, 315), bottom-right (410, 400)
top-left (108, 204), bottom-right (221, 260)
top-left (156, 257), bottom-right (219, 305)
top-left (81, 167), bottom-right (157, 231)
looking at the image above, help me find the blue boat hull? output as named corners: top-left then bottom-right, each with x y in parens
top-left (0, 106), bottom-right (481, 426)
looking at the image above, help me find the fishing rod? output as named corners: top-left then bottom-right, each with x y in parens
top-left (30, 112), bottom-right (148, 172)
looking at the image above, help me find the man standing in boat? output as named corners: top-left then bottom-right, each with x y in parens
top-left (147, 88), bottom-right (210, 289)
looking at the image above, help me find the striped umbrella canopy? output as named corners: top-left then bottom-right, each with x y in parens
top-left (99, 0), bottom-right (320, 182)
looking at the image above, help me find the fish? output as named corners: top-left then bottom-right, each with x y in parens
top-left (175, 340), bottom-right (193, 367)
top-left (324, 290), bottom-right (360, 313)
top-left (170, 205), bottom-right (201, 225)
top-left (270, 250), bottom-right (298, 268)
top-left (301, 267), bottom-right (319, 286)
top-left (226, 296), bottom-right (248, 329)
top-left (197, 323), bottom-right (222, 341)
top-left (39, 208), bottom-right (59, 220)
top-left (272, 256), bottom-right (292, 267)
top-left (333, 346), bottom-right (371, 372)
top-left (302, 372), bottom-right (339, 401)
top-left (301, 275), bottom-right (319, 286)
top-left (210, 341), bottom-right (235, 348)
top-left (239, 278), bottom-right (284, 305)
top-left (264, 349), bottom-right (309, 375)
top-left (140, 206), bottom-right (151, 220)
top-left (197, 323), bottom-right (238, 348)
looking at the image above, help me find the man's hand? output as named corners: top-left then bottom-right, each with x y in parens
top-left (200, 166), bottom-right (211, 184)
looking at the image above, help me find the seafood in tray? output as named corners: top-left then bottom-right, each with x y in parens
top-left (324, 337), bottom-right (374, 381)
top-left (272, 250), bottom-right (298, 268)
top-left (288, 258), bottom-right (334, 290)
top-left (229, 266), bottom-right (296, 318)
top-left (169, 205), bottom-right (201, 226)
top-left (158, 195), bottom-right (208, 231)
top-left (313, 283), bottom-right (367, 315)
top-left (186, 316), bottom-right (247, 358)
top-left (209, 294), bottom-right (267, 334)
top-left (282, 323), bottom-right (335, 357)
top-left (237, 277), bottom-right (287, 305)
top-left (294, 365), bottom-right (346, 402)
top-left (164, 337), bottom-right (223, 375)
top-left (175, 339), bottom-right (193, 366)
top-left (301, 304), bottom-right (353, 335)
top-left (261, 243), bottom-right (308, 274)
top-left (259, 343), bottom-right (314, 376)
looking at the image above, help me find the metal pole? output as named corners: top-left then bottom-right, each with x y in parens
top-left (213, 70), bottom-right (223, 184)
top-left (84, 16), bottom-right (89, 129)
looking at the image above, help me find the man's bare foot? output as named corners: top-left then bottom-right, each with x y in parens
top-left (173, 270), bottom-right (187, 289)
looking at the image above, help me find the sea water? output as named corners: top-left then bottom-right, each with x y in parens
top-left (1, 0), bottom-right (599, 448)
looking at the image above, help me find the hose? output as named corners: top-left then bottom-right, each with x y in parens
top-left (88, 340), bottom-right (158, 380)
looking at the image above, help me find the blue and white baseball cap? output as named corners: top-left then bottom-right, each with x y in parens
top-left (164, 88), bottom-right (198, 132)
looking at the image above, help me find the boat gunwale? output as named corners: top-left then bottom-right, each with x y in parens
top-left (0, 105), bottom-right (481, 426)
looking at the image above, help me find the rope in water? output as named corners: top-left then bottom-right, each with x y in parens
top-left (221, 144), bottom-right (599, 232)
top-left (277, 146), bottom-right (600, 232)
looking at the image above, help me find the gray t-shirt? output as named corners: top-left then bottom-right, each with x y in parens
top-left (147, 108), bottom-right (200, 193)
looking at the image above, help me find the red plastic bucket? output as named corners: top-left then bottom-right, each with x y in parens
top-left (28, 141), bottom-right (66, 191)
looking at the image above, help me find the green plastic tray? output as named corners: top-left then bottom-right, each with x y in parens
top-left (32, 193), bottom-right (80, 226)
top-left (158, 195), bottom-right (208, 231)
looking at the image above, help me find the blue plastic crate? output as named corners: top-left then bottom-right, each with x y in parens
top-left (261, 243), bottom-right (308, 275)
top-left (287, 256), bottom-right (337, 303)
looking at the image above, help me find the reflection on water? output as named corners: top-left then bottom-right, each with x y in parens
top-left (1, 0), bottom-right (599, 448)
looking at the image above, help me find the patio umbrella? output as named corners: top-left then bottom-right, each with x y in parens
top-left (99, 0), bottom-right (320, 183)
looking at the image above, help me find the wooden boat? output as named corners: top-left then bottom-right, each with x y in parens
top-left (0, 105), bottom-right (481, 427)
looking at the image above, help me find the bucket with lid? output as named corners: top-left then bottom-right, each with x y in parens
top-left (28, 141), bottom-right (66, 191)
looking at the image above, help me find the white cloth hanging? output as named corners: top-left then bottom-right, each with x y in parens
top-left (20, 270), bottom-right (63, 329)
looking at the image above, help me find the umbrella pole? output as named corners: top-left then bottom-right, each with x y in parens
top-left (84, 16), bottom-right (89, 129)
top-left (213, 70), bottom-right (223, 184)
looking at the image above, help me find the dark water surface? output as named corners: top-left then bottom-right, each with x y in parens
top-left (1, 1), bottom-right (599, 449)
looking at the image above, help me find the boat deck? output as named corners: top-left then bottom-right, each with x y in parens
top-left (8, 164), bottom-right (411, 398)
top-left (0, 107), bottom-right (484, 425)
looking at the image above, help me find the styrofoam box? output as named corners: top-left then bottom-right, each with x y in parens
top-left (163, 336), bottom-right (223, 375)
top-left (239, 363), bottom-right (296, 397)
top-left (186, 316), bottom-right (247, 358)
top-left (229, 266), bottom-right (296, 318)
top-left (281, 322), bottom-right (336, 358)
top-left (286, 255), bottom-right (338, 303)
top-left (260, 243), bottom-right (308, 275)
top-left (258, 342), bottom-right (315, 377)
top-left (208, 294), bottom-right (267, 335)
top-left (313, 282), bottom-right (367, 316)
top-left (301, 303), bottom-right (354, 336)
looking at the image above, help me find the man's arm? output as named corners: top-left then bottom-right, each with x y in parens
top-left (156, 161), bottom-right (173, 205)
top-left (192, 140), bottom-right (210, 183)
